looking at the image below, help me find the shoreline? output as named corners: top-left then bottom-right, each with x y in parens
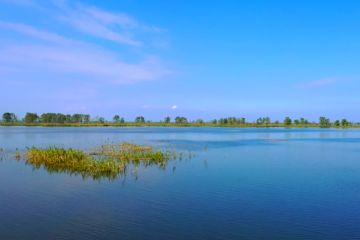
top-left (0, 123), bottom-right (358, 129)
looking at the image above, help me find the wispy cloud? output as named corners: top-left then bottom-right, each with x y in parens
top-left (53, 0), bottom-right (162, 46)
top-left (0, 21), bottom-right (75, 44)
top-left (0, 40), bottom-right (170, 84)
top-left (297, 78), bottom-right (338, 89)
top-left (0, 1), bottom-right (171, 85)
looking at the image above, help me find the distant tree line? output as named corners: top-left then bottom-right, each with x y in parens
top-left (2, 112), bottom-right (94, 124)
top-left (0, 112), bottom-right (355, 128)
top-left (211, 117), bottom-right (246, 125)
top-left (40, 113), bottom-right (90, 123)
top-left (206, 116), bottom-right (352, 128)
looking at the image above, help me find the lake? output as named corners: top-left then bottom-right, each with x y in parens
top-left (1, 127), bottom-right (360, 239)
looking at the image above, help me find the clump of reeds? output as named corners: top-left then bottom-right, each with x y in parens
top-left (90, 142), bottom-right (176, 168)
top-left (26, 147), bottom-right (124, 180)
top-left (25, 143), bottom-right (176, 180)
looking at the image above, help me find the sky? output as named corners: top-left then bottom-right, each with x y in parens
top-left (1, 0), bottom-right (360, 121)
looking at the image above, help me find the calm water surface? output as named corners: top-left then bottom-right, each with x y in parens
top-left (1, 127), bottom-right (360, 239)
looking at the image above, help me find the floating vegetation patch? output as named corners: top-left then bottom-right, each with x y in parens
top-left (24, 143), bottom-right (178, 180)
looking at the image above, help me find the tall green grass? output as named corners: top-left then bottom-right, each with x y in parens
top-left (25, 143), bottom-right (176, 180)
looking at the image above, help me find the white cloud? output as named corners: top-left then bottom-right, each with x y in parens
top-left (0, 0), bottom-right (174, 114)
top-left (53, 0), bottom-right (163, 46)
top-left (297, 78), bottom-right (337, 89)
top-left (0, 41), bottom-right (170, 84)
top-left (171, 105), bottom-right (178, 110)
top-left (0, 1), bottom-right (171, 85)
top-left (142, 105), bottom-right (153, 109)
top-left (0, 21), bottom-right (75, 45)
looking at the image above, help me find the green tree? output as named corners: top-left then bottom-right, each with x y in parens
top-left (83, 115), bottom-right (90, 123)
top-left (175, 116), bottom-right (188, 124)
top-left (24, 112), bottom-right (39, 123)
top-left (264, 117), bottom-right (271, 125)
top-left (41, 113), bottom-right (57, 123)
top-left (300, 118), bottom-right (308, 125)
top-left (71, 114), bottom-right (82, 123)
top-left (195, 119), bottom-right (204, 124)
top-left (341, 118), bottom-right (349, 127)
top-left (257, 117), bottom-right (271, 125)
top-left (98, 117), bottom-right (105, 123)
top-left (164, 116), bottom-right (171, 123)
top-left (294, 119), bottom-right (300, 125)
top-left (284, 117), bottom-right (292, 126)
top-left (55, 114), bottom-right (66, 124)
top-left (256, 118), bottom-right (264, 125)
top-left (227, 117), bottom-right (237, 125)
top-left (135, 116), bottom-right (145, 123)
top-left (2, 112), bottom-right (17, 122)
top-left (113, 115), bottom-right (120, 122)
top-left (238, 118), bottom-right (246, 124)
top-left (65, 114), bottom-right (72, 123)
top-left (68, 114), bottom-right (90, 123)
top-left (319, 117), bottom-right (331, 128)
top-left (334, 120), bottom-right (340, 127)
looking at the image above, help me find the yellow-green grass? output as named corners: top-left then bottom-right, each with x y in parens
top-left (25, 143), bottom-right (175, 180)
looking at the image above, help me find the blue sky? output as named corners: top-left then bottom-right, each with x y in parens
top-left (1, 0), bottom-right (360, 121)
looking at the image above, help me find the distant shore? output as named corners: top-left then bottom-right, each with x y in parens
top-left (0, 122), bottom-right (358, 129)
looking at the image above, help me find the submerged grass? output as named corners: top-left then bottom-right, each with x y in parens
top-left (25, 142), bottom-right (176, 180)
top-left (0, 148), bottom-right (4, 161)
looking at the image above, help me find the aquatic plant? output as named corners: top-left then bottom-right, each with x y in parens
top-left (15, 148), bottom-right (21, 160)
top-left (90, 142), bottom-right (175, 168)
top-left (0, 148), bottom-right (4, 161)
top-left (26, 147), bottom-right (124, 180)
top-left (25, 143), bottom-right (176, 180)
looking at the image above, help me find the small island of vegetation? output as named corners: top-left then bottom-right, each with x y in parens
top-left (21, 143), bottom-right (177, 180)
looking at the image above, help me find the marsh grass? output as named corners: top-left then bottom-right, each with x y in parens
top-left (90, 143), bottom-right (176, 168)
top-left (25, 143), bottom-right (176, 180)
